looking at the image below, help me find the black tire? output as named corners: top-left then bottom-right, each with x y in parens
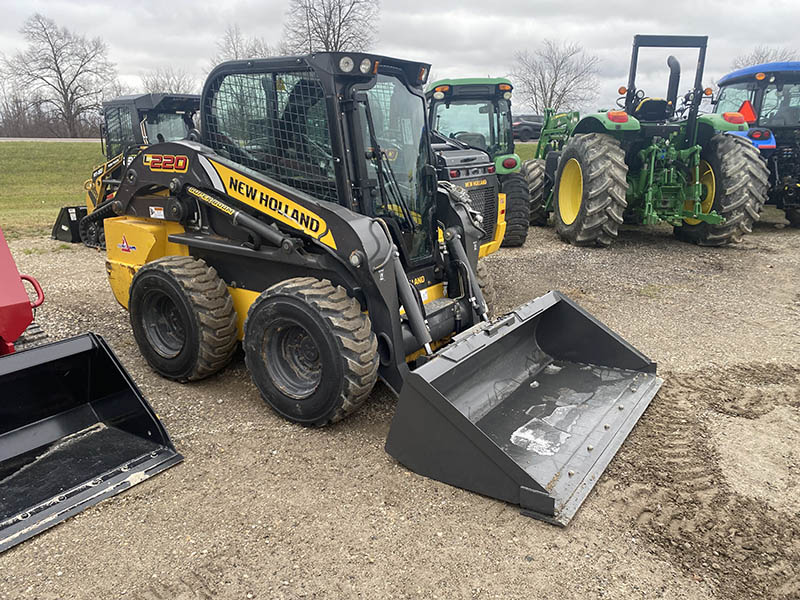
top-left (553, 133), bottom-right (628, 247)
top-left (785, 208), bottom-right (800, 227)
top-left (521, 158), bottom-right (548, 225)
top-left (519, 129), bottom-right (532, 142)
top-left (674, 134), bottom-right (768, 246)
top-left (243, 277), bottom-right (378, 426)
top-left (500, 173), bottom-right (530, 247)
top-left (129, 256), bottom-right (238, 382)
top-left (476, 260), bottom-right (496, 318)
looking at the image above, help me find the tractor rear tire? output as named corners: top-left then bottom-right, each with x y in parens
top-left (785, 208), bottom-right (800, 227)
top-left (674, 134), bottom-right (768, 246)
top-left (129, 256), bottom-right (238, 382)
top-left (522, 159), bottom-right (548, 225)
top-left (553, 133), bottom-right (628, 247)
top-left (500, 173), bottom-right (530, 247)
top-left (243, 277), bottom-right (379, 427)
top-left (476, 260), bottom-right (497, 318)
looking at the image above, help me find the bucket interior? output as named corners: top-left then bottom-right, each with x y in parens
top-left (0, 334), bottom-right (180, 550)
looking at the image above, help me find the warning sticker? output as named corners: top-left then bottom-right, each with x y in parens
top-left (149, 206), bottom-right (165, 219)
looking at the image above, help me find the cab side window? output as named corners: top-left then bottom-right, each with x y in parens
top-left (205, 70), bottom-right (338, 203)
top-left (105, 107), bottom-right (134, 157)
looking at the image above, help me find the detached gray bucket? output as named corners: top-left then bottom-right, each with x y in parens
top-left (0, 333), bottom-right (182, 552)
top-left (385, 291), bottom-right (662, 525)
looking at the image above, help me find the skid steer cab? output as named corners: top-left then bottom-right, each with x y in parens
top-left (102, 52), bottom-right (662, 525)
top-left (52, 93), bottom-right (201, 249)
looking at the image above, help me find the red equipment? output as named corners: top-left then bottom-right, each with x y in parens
top-left (0, 227), bottom-right (44, 355)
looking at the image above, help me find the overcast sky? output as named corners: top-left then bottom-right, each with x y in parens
top-left (1, 0), bottom-right (799, 111)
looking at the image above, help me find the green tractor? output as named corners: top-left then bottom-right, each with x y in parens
top-left (523, 35), bottom-right (769, 247)
top-left (426, 78), bottom-right (530, 246)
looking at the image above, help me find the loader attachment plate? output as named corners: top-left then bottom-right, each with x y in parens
top-left (0, 333), bottom-right (182, 553)
top-left (385, 291), bottom-right (663, 525)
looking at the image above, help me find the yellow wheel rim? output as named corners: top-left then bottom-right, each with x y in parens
top-left (558, 158), bottom-right (583, 225)
top-left (684, 160), bottom-right (716, 226)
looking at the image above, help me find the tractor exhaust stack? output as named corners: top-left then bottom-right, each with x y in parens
top-left (386, 292), bottom-right (662, 525)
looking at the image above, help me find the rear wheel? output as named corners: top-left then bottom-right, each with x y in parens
top-left (243, 277), bottom-right (378, 426)
top-left (500, 173), bottom-right (529, 247)
top-left (674, 134), bottom-right (768, 245)
top-left (519, 129), bottom-right (532, 142)
top-left (553, 133), bottom-right (628, 247)
top-left (521, 159), bottom-right (548, 225)
top-left (129, 256), bottom-right (238, 382)
top-left (785, 208), bottom-right (800, 227)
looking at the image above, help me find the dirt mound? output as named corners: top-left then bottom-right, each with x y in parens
top-left (606, 366), bottom-right (800, 600)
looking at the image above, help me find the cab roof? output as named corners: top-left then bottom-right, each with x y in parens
top-left (719, 62), bottom-right (800, 86)
top-left (426, 77), bottom-right (512, 93)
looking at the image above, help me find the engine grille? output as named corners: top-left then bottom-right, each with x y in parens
top-left (466, 183), bottom-right (498, 242)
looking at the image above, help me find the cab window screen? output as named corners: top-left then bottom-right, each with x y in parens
top-left (205, 71), bottom-right (338, 204)
top-left (105, 107), bottom-right (134, 157)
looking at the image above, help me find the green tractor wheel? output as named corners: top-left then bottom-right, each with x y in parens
top-left (521, 159), bottom-right (548, 226)
top-left (786, 208), bottom-right (800, 227)
top-left (552, 133), bottom-right (628, 247)
top-left (500, 173), bottom-right (530, 247)
top-left (674, 134), bottom-right (768, 246)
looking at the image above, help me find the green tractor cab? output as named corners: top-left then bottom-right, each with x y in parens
top-left (427, 78), bottom-right (529, 246)
top-left (524, 35), bottom-right (768, 247)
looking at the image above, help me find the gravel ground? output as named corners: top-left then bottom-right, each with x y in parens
top-left (1, 208), bottom-right (798, 600)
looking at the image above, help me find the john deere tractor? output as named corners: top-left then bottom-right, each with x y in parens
top-left (427, 78), bottom-right (529, 246)
top-left (523, 35), bottom-right (769, 247)
top-left (716, 61), bottom-right (800, 226)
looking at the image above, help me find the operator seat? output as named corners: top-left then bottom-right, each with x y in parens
top-left (455, 132), bottom-right (488, 150)
top-left (632, 97), bottom-right (671, 121)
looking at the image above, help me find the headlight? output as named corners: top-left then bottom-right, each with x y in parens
top-left (433, 91), bottom-right (445, 100)
top-left (359, 58), bottom-right (371, 74)
top-left (339, 56), bottom-right (354, 72)
top-left (503, 92), bottom-right (512, 100)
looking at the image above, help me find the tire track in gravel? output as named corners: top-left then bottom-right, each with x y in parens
top-left (604, 364), bottom-right (800, 600)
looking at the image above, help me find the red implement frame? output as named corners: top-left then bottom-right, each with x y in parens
top-left (0, 228), bottom-right (44, 355)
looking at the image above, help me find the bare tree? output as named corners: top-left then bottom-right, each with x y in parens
top-left (209, 24), bottom-right (275, 69)
top-left (141, 67), bottom-right (197, 94)
top-left (731, 46), bottom-right (799, 70)
top-left (283, 0), bottom-right (379, 53)
top-left (2, 14), bottom-right (116, 137)
top-left (511, 40), bottom-right (600, 113)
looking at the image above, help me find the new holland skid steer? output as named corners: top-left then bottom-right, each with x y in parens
top-left (523, 35), bottom-right (769, 247)
top-left (99, 52), bottom-right (662, 524)
top-left (52, 93), bottom-right (200, 249)
top-left (0, 227), bottom-right (181, 553)
top-left (427, 78), bottom-right (530, 246)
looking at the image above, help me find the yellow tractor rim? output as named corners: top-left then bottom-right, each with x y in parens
top-left (684, 160), bottom-right (716, 226)
top-left (558, 158), bottom-right (583, 225)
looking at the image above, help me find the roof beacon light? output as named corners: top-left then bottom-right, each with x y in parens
top-left (755, 72), bottom-right (766, 81)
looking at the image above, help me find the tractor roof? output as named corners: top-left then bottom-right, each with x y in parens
top-left (719, 62), bottom-right (800, 86)
top-left (426, 77), bottom-right (512, 93)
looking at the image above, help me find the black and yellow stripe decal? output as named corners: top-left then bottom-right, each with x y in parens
top-left (207, 159), bottom-right (336, 249)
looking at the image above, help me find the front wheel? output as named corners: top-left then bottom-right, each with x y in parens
top-left (552, 133), bottom-right (628, 247)
top-left (674, 134), bottom-right (768, 245)
top-left (243, 277), bottom-right (378, 426)
top-left (500, 173), bottom-right (529, 247)
top-left (521, 159), bottom-right (548, 225)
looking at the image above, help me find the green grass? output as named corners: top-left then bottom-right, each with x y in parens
top-left (515, 142), bottom-right (538, 163)
top-left (0, 142), bottom-right (105, 238)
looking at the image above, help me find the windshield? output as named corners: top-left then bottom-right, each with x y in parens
top-left (761, 83), bottom-right (800, 127)
top-left (143, 112), bottom-right (192, 144)
top-left (432, 99), bottom-right (511, 154)
top-left (360, 73), bottom-right (433, 262)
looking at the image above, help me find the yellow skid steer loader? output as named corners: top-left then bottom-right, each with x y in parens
top-left (99, 52), bottom-right (662, 525)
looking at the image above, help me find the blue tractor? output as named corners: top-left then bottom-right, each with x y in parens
top-left (715, 62), bottom-right (800, 226)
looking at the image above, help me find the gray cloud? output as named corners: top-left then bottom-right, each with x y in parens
top-left (1, 0), bottom-right (798, 110)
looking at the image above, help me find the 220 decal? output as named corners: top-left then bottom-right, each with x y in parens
top-left (143, 154), bottom-right (189, 173)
